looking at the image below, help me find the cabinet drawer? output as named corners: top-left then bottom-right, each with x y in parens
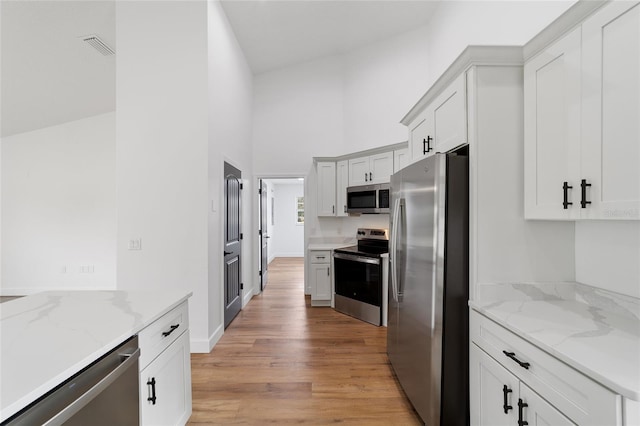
top-left (470, 309), bottom-right (621, 426)
top-left (139, 301), bottom-right (189, 370)
top-left (309, 251), bottom-right (331, 264)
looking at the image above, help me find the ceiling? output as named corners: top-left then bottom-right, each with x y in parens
top-left (1, 0), bottom-right (437, 137)
top-left (1, 1), bottom-right (115, 138)
top-left (220, 0), bottom-right (440, 74)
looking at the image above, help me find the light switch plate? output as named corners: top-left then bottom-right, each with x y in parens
top-left (128, 238), bottom-right (142, 250)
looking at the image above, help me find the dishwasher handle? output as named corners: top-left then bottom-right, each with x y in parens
top-left (43, 347), bottom-right (140, 426)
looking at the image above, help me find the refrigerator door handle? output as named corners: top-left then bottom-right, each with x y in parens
top-left (390, 197), bottom-right (404, 302)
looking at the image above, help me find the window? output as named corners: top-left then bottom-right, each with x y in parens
top-left (296, 196), bottom-right (304, 225)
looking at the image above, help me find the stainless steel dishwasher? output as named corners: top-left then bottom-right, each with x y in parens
top-left (2, 336), bottom-right (140, 426)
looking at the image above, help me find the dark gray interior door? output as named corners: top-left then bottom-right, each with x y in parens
top-left (260, 180), bottom-right (269, 291)
top-left (224, 162), bottom-right (242, 329)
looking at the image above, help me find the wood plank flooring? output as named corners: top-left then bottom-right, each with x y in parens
top-left (189, 257), bottom-right (421, 425)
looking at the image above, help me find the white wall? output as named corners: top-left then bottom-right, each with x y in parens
top-left (424, 1), bottom-right (575, 86)
top-left (575, 222), bottom-right (640, 298)
top-left (207, 0), bottom-right (255, 339)
top-left (271, 182), bottom-right (304, 258)
top-left (1, 113), bottom-right (116, 294)
top-left (116, 1), bottom-right (210, 350)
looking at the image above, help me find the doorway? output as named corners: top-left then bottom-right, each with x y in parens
top-left (257, 177), bottom-right (305, 292)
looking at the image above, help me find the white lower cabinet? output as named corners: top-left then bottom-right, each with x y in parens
top-left (470, 309), bottom-right (622, 426)
top-left (138, 302), bottom-right (192, 425)
top-left (308, 250), bottom-right (332, 306)
top-left (470, 344), bottom-right (574, 426)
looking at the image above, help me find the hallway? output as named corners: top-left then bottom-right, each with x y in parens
top-left (189, 257), bottom-right (421, 425)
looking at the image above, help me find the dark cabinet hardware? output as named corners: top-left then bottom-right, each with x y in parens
top-left (327, 267), bottom-right (330, 276)
top-left (224, 251), bottom-right (232, 256)
top-left (162, 324), bottom-right (180, 337)
top-left (344, 205), bottom-right (347, 213)
top-left (562, 182), bottom-right (573, 209)
top-left (423, 136), bottom-right (433, 155)
top-left (147, 377), bottom-right (157, 405)
top-left (581, 179), bottom-right (592, 208)
top-left (332, 205), bottom-right (335, 214)
top-left (369, 172), bottom-right (372, 181)
top-left (365, 173), bottom-right (368, 182)
top-left (503, 350), bottom-right (530, 369)
top-left (316, 256), bottom-right (326, 259)
top-left (502, 385), bottom-right (513, 414)
top-left (518, 398), bottom-right (528, 426)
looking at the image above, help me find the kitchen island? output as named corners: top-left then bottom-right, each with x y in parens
top-left (0, 290), bottom-right (191, 424)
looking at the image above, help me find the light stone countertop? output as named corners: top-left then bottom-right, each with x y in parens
top-left (0, 290), bottom-right (191, 422)
top-left (307, 242), bottom-right (354, 251)
top-left (470, 282), bottom-right (640, 400)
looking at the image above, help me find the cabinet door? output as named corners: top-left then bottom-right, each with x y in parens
top-left (336, 160), bottom-right (349, 216)
top-left (140, 331), bottom-right (192, 426)
top-left (432, 74), bottom-right (467, 153)
top-left (310, 263), bottom-right (331, 301)
top-left (348, 157), bottom-right (370, 186)
top-left (520, 382), bottom-right (576, 426)
top-left (408, 109), bottom-right (435, 164)
top-left (524, 27), bottom-right (582, 220)
top-left (369, 152), bottom-right (394, 184)
top-left (582, 2), bottom-right (640, 220)
top-left (393, 148), bottom-right (409, 173)
top-left (317, 162), bottom-right (336, 216)
top-left (470, 344), bottom-right (518, 426)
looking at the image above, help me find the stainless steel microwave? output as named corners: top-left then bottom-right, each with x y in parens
top-left (346, 183), bottom-right (390, 214)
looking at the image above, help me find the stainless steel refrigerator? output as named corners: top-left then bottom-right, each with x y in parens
top-left (388, 153), bottom-right (469, 426)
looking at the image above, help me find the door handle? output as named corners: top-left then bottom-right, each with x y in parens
top-left (265, 236), bottom-right (270, 239)
top-left (365, 173), bottom-right (368, 182)
top-left (147, 377), bottom-right (157, 405)
top-left (580, 179), bottom-right (592, 208)
top-left (518, 399), bottom-right (529, 426)
top-left (224, 251), bottom-right (232, 256)
top-left (369, 172), bottom-right (372, 181)
top-left (562, 181), bottom-right (573, 209)
top-left (502, 385), bottom-right (513, 414)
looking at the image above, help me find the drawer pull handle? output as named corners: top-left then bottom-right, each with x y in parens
top-left (147, 377), bottom-right (157, 405)
top-left (518, 398), bottom-right (528, 426)
top-left (503, 350), bottom-right (530, 369)
top-left (502, 385), bottom-right (513, 414)
top-left (316, 256), bottom-right (325, 259)
top-left (162, 324), bottom-right (180, 337)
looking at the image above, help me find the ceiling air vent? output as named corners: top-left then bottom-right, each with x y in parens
top-left (81, 35), bottom-right (115, 56)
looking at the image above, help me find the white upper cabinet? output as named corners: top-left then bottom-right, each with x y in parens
top-left (408, 108), bottom-right (435, 163)
top-left (316, 161), bottom-right (336, 216)
top-left (525, 1), bottom-right (640, 220)
top-left (393, 148), bottom-right (410, 173)
top-left (336, 160), bottom-right (349, 216)
top-left (581, 1), bottom-right (640, 220)
top-left (524, 27), bottom-right (582, 220)
top-left (408, 74), bottom-right (467, 165)
top-left (432, 74), bottom-right (467, 154)
top-left (348, 151), bottom-right (393, 186)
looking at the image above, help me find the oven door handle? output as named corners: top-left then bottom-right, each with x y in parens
top-left (333, 252), bottom-right (380, 265)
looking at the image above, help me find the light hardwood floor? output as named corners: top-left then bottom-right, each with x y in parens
top-left (189, 257), bottom-right (422, 425)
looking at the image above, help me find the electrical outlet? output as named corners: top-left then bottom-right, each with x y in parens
top-left (128, 238), bottom-right (142, 250)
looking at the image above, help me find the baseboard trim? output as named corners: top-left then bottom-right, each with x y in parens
top-left (242, 289), bottom-right (253, 307)
top-left (191, 324), bottom-right (224, 353)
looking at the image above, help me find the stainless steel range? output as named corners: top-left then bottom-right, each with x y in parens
top-left (333, 228), bottom-right (389, 326)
